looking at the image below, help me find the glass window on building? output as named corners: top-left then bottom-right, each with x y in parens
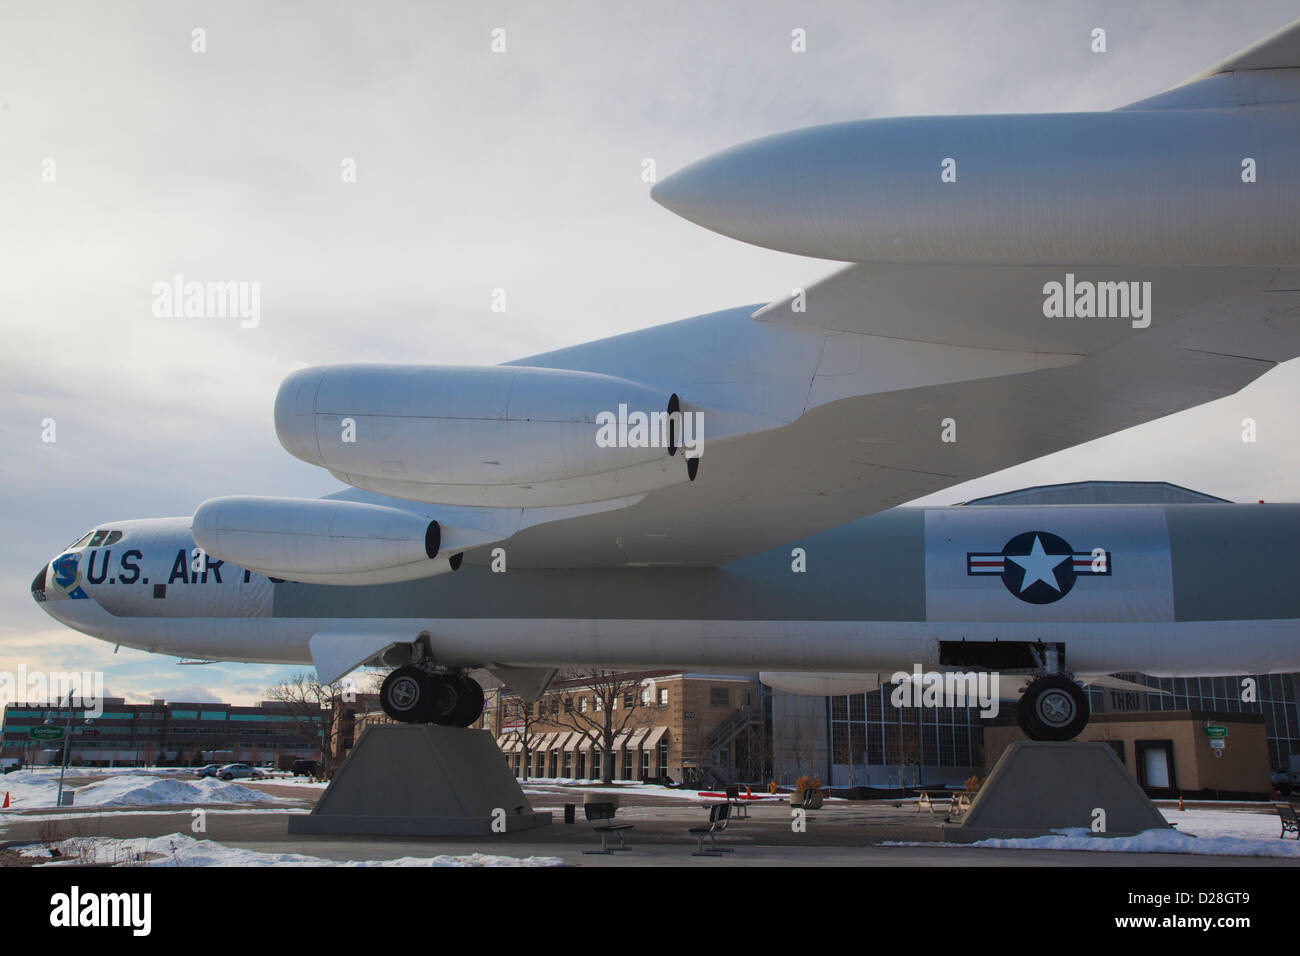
top-left (711, 687), bottom-right (729, 707)
top-left (623, 747), bottom-right (633, 780)
top-left (641, 748), bottom-right (650, 778)
top-left (658, 738), bottom-right (669, 777)
top-left (657, 688), bottom-right (668, 707)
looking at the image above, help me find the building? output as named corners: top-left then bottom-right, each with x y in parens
top-left (0, 697), bottom-right (324, 768)
top-left (984, 711), bottom-right (1271, 799)
top-left (484, 671), bottom-right (765, 785)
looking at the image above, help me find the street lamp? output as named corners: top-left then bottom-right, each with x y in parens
top-left (53, 691), bottom-right (82, 808)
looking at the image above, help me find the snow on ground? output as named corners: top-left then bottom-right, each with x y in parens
top-left (1160, 806), bottom-right (1286, 841)
top-left (19, 833), bottom-right (564, 867)
top-left (885, 806), bottom-right (1300, 858)
top-left (0, 772), bottom-right (289, 809)
top-left (964, 828), bottom-right (1300, 858)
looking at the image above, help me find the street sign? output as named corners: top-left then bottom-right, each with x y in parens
top-left (29, 726), bottom-right (65, 741)
top-left (1204, 723), bottom-right (1228, 739)
top-left (1209, 739), bottom-right (1225, 750)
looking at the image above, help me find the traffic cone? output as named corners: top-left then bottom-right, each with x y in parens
top-left (2, 792), bottom-right (8, 808)
top-left (1178, 793), bottom-right (1184, 811)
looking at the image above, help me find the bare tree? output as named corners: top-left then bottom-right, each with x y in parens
top-left (499, 694), bottom-right (545, 781)
top-left (554, 669), bottom-right (644, 785)
top-left (266, 672), bottom-right (346, 780)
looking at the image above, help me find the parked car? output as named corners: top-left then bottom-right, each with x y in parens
top-left (1272, 770), bottom-right (1298, 794)
top-left (194, 763), bottom-right (223, 779)
top-left (217, 763), bottom-right (266, 781)
top-left (291, 758), bottom-right (318, 777)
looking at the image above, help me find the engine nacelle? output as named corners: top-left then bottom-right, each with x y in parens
top-left (192, 496), bottom-right (465, 586)
top-left (275, 365), bottom-right (701, 506)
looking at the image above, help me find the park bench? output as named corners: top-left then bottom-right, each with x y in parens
top-left (725, 783), bottom-right (750, 819)
top-left (583, 801), bottom-right (633, 854)
top-left (689, 802), bottom-right (734, 856)
top-left (1276, 802), bottom-right (1299, 839)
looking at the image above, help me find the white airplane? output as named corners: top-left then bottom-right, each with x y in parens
top-left (32, 19), bottom-right (1300, 741)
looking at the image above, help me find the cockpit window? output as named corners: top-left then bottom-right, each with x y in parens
top-left (67, 528), bottom-right (121, 550)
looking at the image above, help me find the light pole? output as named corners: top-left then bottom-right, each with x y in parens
top-left (48, 691), bottom-right (81, 808)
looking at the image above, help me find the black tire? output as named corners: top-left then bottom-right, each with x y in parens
top-left (1019, 675), bottom-right (1089, 741)
top-left (1015, 694), bottom-right (1042, 739)
top-left (446, 674), bottom-right (485, 727)
top-left (380, 666), bottom-right (437, 723)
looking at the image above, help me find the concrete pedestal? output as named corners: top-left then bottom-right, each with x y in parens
top-left (943, 740), bottom-right (1172, 842)
top-left (288, 724), bottom-right (551, 837)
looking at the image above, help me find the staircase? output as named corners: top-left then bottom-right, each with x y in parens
top-left (705, 706), bottom-right (767, 783)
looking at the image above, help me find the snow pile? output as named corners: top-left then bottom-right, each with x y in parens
top-left (0, 773), bottom-right (281, 809)
top-left (23, 833), bottom-right (564, 867)
top-left (967, 826), bottom-right (1300, 858)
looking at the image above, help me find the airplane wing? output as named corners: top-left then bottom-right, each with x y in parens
top-left (495, 264), bottom-right (1300, 568)
top-left (276, 20), bottom-right (1300, 571)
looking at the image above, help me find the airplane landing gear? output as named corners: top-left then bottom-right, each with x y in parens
top-left (379, 665), bottom-right (484, 727)
top-left (1016, 674), bottom-right (1089, 741)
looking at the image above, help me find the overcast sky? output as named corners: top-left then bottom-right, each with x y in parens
top-left (2, 1), bottom-right (1297, 707)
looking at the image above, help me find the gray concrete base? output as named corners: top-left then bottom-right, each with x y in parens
top-left (943, 741), bottom-right (1172, 842)
top-left (287, 724), bottom-right (551, 837)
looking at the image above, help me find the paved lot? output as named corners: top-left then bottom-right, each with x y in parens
top-left (1, 778), bottom-right (1296, 866)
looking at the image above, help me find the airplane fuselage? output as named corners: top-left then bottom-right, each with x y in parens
top-left (35, 502), bottom-right (1300, 680)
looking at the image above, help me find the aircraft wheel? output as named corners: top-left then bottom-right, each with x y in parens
top-left (380, 666), bottom-right (437, 723)
top-left (1019, 675), bottom-right (1089, 741)
top-left (447, 674), bottom-right (485, 727)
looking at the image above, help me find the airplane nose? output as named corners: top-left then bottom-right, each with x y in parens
top-left (31, 563), bottom-right (48, 601)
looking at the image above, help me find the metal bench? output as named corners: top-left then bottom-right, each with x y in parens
top-left (583, 801), bottom-right (633, 854)
top-left (725, 783), bottom-right (750, 819)
top-left (689, 802), bottom-right (734, 856)
top-left (1276, 802), bottom-right (1299, 839)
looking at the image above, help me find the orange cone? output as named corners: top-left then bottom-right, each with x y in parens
top-left (2, 792), bottom-right (8, 808)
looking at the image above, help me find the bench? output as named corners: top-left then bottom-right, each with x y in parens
top-left (725, 783), bottom-right (750, 819)
top-left (1276, 803), bottom-right (1299, 839)
top-left (689, 802), bottom-right (734, 856)
top-left (583, 801), bottom-right (633, 854)
top-left (915, 791), bottom-right (950, 817)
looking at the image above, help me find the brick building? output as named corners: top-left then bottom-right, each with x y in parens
top-left (482, 671), bottom-right (765, 785)
top-left (0, 697), bottom-right (324, 768)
